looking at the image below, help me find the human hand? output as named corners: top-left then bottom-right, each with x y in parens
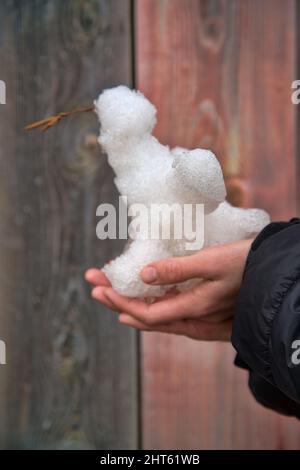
top-left (85, 239), bottom-right (253, 342)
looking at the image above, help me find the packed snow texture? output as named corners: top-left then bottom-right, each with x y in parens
top-left (94, 86), bottom-right (270, 298)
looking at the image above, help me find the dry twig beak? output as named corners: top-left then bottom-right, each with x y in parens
top-left (25, 106), bottom-right (95, 131)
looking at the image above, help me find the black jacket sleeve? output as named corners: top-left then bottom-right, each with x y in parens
top-left (231, 218), bottom-right (300, 418)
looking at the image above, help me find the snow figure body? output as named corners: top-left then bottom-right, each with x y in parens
top-left (94, 86), bottom-right (269, 297)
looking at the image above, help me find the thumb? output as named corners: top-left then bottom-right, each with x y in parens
top-left (140, 251), bottom-right (218, 285)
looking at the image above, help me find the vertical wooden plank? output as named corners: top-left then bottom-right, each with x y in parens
top-left (297, 0), bottom-right (300, 212)
top-left (0, 0), bottom-right (138, 449)
top-left (137, 0), bottom-right (299, 449)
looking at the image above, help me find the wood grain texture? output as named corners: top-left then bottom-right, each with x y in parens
top-left (137, 0), bottom-right (299, 449)
top-left (0, 0), bottom-right (138, 449)
top-left (297, 0), bottom-right (300, 213)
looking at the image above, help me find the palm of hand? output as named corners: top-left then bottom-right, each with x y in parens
top-left (85, 239), bottom-right (252, 342)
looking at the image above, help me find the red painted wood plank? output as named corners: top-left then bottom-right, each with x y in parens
top-left (137, 0), bottom-right (299, 450)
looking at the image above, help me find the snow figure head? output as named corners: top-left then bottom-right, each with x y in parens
top-left (94, 86), bottom-right (270, 298)
top-left (94, 85), bottom-right (157, 148)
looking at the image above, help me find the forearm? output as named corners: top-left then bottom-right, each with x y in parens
top-left (232, 218), bottom-right (300, 416)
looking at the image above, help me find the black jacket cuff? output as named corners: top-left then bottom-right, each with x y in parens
top-left (232, 218), bottom-right (300, 416)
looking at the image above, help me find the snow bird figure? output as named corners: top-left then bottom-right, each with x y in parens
top-left (26, 85), bottom-right (270, 298)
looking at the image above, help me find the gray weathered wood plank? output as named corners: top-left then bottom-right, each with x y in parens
top-left (0, 0), bottom-right (138, 449)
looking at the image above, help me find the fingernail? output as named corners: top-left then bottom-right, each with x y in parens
top-left (141, 266), bottom-right (157, 283)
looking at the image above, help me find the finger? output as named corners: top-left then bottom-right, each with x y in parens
top-left (200, 308), bottom-right (233, 323)
top-left (180, 318), bottom-right (232, 341)
top-left (152, 290), bottom-right (178, 302)
top-left (91, 286), bottom-right (119, 311)
top-left (119, 313), bottom-right (152, 330)
top-left (119, 313), bottom-right (232, 341)
top-left (119, 313), bottom-right (179, 334)
top-left (104, 281), bottom-right (224, 325)
top-left (85, 268), bottom-right (111, 287)
top-left (104, 289), bottom-right (154, 322)
top-left (140, 248), bottom-right (221, 285)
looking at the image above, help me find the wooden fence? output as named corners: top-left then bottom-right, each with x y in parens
top-left (0, 0), bottom-right (299, 449)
